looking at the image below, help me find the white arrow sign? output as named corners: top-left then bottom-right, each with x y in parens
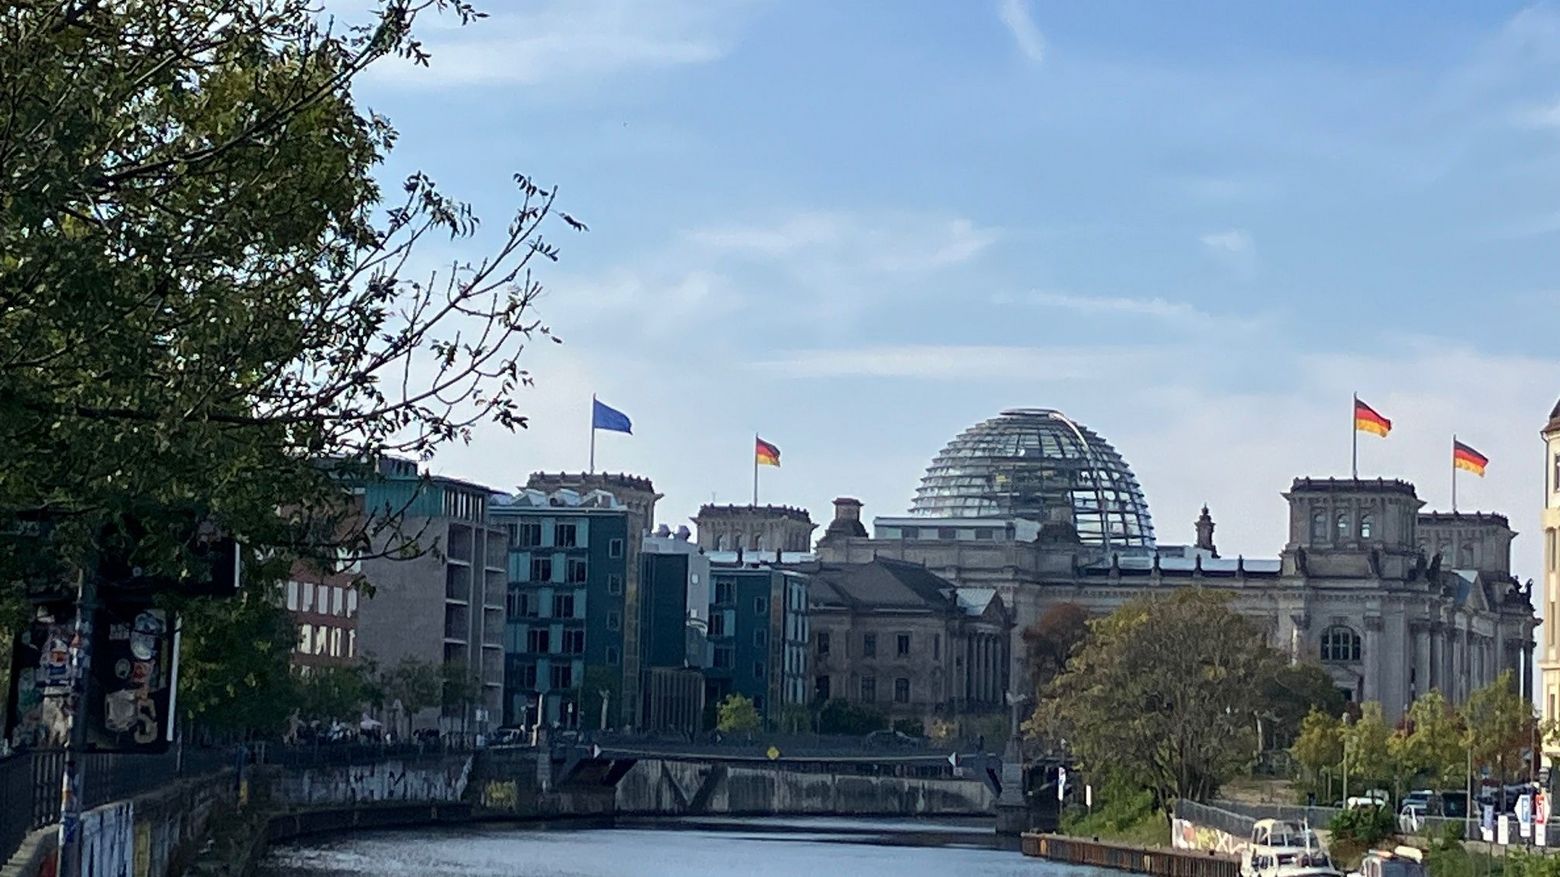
top-left (948, 752), bottom-right (959, 768)
top-left (591, 744), bottom-right (602, 759)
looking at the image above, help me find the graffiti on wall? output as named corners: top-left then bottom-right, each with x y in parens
top-left (1172, 818), bottom-right (1248, 857)
top-left (279, 756), bottom-right (473, 805)
top-left (81, 801), bottom-right (134, 877)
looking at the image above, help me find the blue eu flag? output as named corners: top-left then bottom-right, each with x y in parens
top-left (592, 398), bottom-right (632, 434)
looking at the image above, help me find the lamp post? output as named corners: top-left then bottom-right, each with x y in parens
top-left (1341, 712), bottom-right (1353, 806)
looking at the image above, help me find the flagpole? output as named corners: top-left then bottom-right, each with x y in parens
top-left (1351, 393), bottom-right (1359, 479)
top-left (589, 394), bottom-right (597, 474)
top-left (752, 433), bottom-right (759, 506)
top-left (1451, 435), bottom-right (1456, 513)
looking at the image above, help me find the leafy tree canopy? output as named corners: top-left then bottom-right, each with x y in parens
top-left (716, 694), bottom-right (760, 735)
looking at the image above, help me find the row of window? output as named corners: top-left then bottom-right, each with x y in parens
top-left (1309, 511), bottom-right (1376, 542)
top-left (286, 580), bottom-right (358, 618)
top-left (526, 556), bottom-right (592, 584)
top-left (817, 632), bottom-right (937, 660)
top-left (506, 591), bottom-right (609, 620)
top-left (297, 623), bottom-right (355, 659)
top-left (814, 675), bottom-right (912, 703)
top-left (710, 647), bottom-right (765, 681)
top-left (504, 521), bottom-right (626, 557)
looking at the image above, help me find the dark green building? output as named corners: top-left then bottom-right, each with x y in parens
top-left (704, 562), bottom-right (810, 724)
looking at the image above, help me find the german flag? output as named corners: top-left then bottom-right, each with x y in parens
top-left (755, 437), bottom-right (780, 467)
top-left (1354, 398), bottom-right (1391, 437)
top-left (1453, 440), bottom-right (1488, 477)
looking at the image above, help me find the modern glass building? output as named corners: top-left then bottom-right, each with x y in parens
top-left (909, 408), bottom-right (1156, 550)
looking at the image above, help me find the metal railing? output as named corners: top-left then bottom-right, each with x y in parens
top-left (1173, 800), bottom-right (1258, 840)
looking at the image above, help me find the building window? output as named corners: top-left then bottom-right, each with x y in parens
top-left (815, 675), bottom-right (831, 700)
top-left (555, 522), bottom-right (578, 548)
top-left (607, 611), bottom-right (621, 631)
top-left (513, 522), bottom-right (542, 548)
top-left (561, 628), bottom-right (585, 654)
top-left (754, 629), bottom-right (767, 647)
top-left (526, 628), bottom-right (550, 653)
top-left (709, 612), bottom-right (726, 637)
top-left (552, 593), bottom-right (575, 619)
top-left (901, 527), bottom-right (918, 540)
top-left (1320, 625), bottom-right (1361, 663)
top-left (347, 589), bottom-right (358, 618)
top-left (713, 646), bottom-right (733, 669)
top-left (530, 556), bottom-right (553, 583)
top-left (896, 633), bottom-right (910, 657)
top-left (301, 582), bottom-right (315, 612)
top-left (894, 677), bottom-right (910, 703)
top-left (607, 646), bottom-right (620, 665)
top-left (1360, 513), bottom-right (1374, 540)
top-left (754, 662), bottom-right (766, 681)
top-left (286, 581), bottom-right (299, 611)
top-left (754, 596), bottom-right (767, 615)
top-left (1459, 543), bottom-right (1475, 568)
top-left (975, 529), bottom-right (994, 540)
top-left (863, 633), bottom-right (877, 657)
top-left (347, 630), bottom-right (356, 658)
top-left (516, 662), bottom-right (537, 688)
top-left (861, 676), bottom-right (877, 701)
top-left (550, 663), bottom-right (573, 689)
top-left (1310, 511), bottom-right (1326, 542)
top-left (566, 557), bottom-right (588, 584)
top-left (933, 634), bottom-right (941, 661)
top-left (817, 632), bottom-right (830, 656)
top-left (609, 538), bottom-right (623, 558)
top-left (608, 574), bottom-right (623, 595)
top-left (714, 579), bottom-right (734, 605)
top-left (1335, 513), bottom-right (1350, 542)
top-left (298, 623), bottom-right (311, 653)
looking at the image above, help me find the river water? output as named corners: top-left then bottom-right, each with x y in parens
top-left (258, 816), bottom-right (1097, 877)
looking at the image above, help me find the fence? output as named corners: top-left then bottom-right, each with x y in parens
top-left (1174, 799), bottom-right (1257, 840)
top-left (0, 745), bottom-right (237, 867)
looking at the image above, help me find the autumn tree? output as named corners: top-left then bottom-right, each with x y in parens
top-left (1022, 602), bottom-right (1090, 696)
top-left (1464, 670), bottom-right (1537, 784)
top-left (716, 694), bottom-right (761, 735)
top-left (0, 1), bottom-right (575, 626)
top-left (1389, 691), bottom-right (1466, 789)
top-left (1291, 708), bottom-right (1344, 797)
top-left (1043, 589), bottom-right (1275, 806)
top-left (1341, 701), bottom-right (1395, 794)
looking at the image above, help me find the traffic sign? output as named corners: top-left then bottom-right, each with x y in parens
top-left (947, 752), bottom-right (958, 768)
top-left (591, 744), bottom-right (602, 759)
top-left (1538, 791), bottom-right (1551, 825)
top-left (766, 746), bottom-right (781, 761)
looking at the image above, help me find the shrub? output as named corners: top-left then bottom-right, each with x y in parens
top-left (892, 717), bottom-right (924, 737)
top-left (1328, 805), bottom-right (1396, 846)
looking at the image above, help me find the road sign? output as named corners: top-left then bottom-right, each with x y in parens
top-left (591, 744), bottom-right (602, 759)
top-left (1538, 791), bottom-right (1551, 825)
top-left (947, 752), bottom-right (958, 768)
top-left (1499, 815), bottom-right (1511, 846)
top-left (766, 746), bottom-right (781, 761)
top-left (1539, 823), bottom-right (1549, 848)
top-left (1058, 766), bottom-right (1068, 801)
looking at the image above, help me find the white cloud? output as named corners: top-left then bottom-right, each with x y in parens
top-left (753, 344), bottom-right (1165, 380)
top-left (997, 0), bottom-right (1046, 63)
top-left (1515, 98), bottom-right (1560, 129)
top-left (686, 211), bottom-right (998, 271)
top-left (1199, 229), bottom-right (1253, 254)
top-left (363, 0), bottom-right (749, 89)
top-left (993, 289), bottom-right (1208, 322)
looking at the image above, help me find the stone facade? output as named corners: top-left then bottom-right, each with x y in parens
top-left (816, 476), bottom-right (1537, 725)
top-left (803, 557), bottom-right (1011, 729)
top-left (694, 504), bottom-right (816, 553)
top-left (1540, 401), bottom-right (1560, 766)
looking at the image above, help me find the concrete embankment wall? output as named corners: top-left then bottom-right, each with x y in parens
top-left (3, 771), bottom-right (235, 877)
top-left (614, 758), bottom-right (995, 816)
top-left (263, 753), bottom-right (472, 806)
top-left (1023, 833), bottom-right (1241, 877)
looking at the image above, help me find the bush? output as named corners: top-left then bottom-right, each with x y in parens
top-left (892, 718), bottom-right (924, 737)
top-left (1328, 805), bottom-right (1396, 846)
top-left (817, 699), bottom-right (887, 735)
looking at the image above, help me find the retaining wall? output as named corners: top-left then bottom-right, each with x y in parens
top-left (614, 758), bottom-right (995, 816)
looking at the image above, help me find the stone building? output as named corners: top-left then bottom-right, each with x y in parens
top-left (801, 556), bottom-right (1011, 730)
top-left (1540, 400), bottom-right (1560, 766)
top-left (694, 504), bottom-right (816, 553)
top-left (815, 407), bottom-right (1539, 725)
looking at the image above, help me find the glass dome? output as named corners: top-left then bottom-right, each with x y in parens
top-left (910, 408), bottom-right (1156, 549)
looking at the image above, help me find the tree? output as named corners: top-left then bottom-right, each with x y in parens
top-left (1464, 670), bottom-right (1536, 784)
top-left (1043, 589), bottom-right (1274, 806)
top-left (1341, 701), bottom-right (1395, 794)
top-left (175, 585), bottom-right (301, 737)
top-left (380, 656), bottom-right (440, 737)
top-left (1022, 602), bottom-right (1090, 696)
top-left (0, 1), bottom-right (574, 619)
top-left (439, 660), bottom-right (482, 727)
top-left (1390, 691), bottom-right (1466, 789)
top-left (1260, 660), bottom-right (1345, 750)
top-left (716, 694), bottom-right (760, 735)
top-left (817, 699), bottom-right (888, 735)
top-left (1291, 708), bottom-right (1344, 796)
top-left (299, 663), bottom-right (380, 725)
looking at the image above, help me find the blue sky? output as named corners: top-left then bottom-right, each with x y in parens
top-left (355, 1), bottom-right (1560, 583)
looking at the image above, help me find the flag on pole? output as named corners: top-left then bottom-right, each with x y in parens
top-left (592, 399), bottom-right (632, 434)
top-left (755, 437), bottom-right (781, 467)
top-left (1353, 398), bottom-right (1391, 437)
top-left (1454, 440), bottom-right (1489, 477)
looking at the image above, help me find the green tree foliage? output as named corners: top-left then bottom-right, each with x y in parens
top-left (1291, 708), bottom-right (1344, 794)
top-left (716, 694), bottom-right (760, 735)
top-left (1261, 661), bottom-right (1346, 749)
top-left (1342, 701), bottom-right (1395, 793)
top-left (1022, 602), bottom-right (1090, 696)
top-left (175, 586), bottom-right (299, 736)
top-left (380, 656), bottom-right (440, 736)
top-left (1044, 589), bottom-right (1274, 805)
top-left (817, 699), bottom-right (888, 735)
top-left (1463, 670), bottom-right (1536, 784)
top-left (299, 663), bottom-right (380, 725)
top-left (579, 664), bottom-right (621, 731)
top-left (439, 660), bottom-right (482, 717)
top-left (1389, 691), bottom-right (1466, 789)
top-left (0, 1), bottom-right (574, 620)
top-left (776, 703), bottom-right (813, 734)
top-left (1328, 804), bottom-right (1396, 846)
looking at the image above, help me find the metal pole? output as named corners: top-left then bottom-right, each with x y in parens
top-left (1453, 434), bottom-right (1459, 514)
top-left (58, 569), bottom-right (95, 877)
top-left (589, 394), bottom-right (597, 474)
top-left (752, 434), bottom-right (759, 506)
top-left (1352, 393), bottom-right (1359, 479)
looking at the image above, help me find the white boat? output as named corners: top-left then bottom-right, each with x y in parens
top-left (1241, 819), bottom-right (1343, 877)
top-left (1348, 846), bottom-right (1427, 877)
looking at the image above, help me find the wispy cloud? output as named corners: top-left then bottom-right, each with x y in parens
top-left (754, 344), bottom-right (1163, 380)
top-left (686, 211), bottom-right (999, 272)
top-left (363, 0), bottom-right (750, 89)
top-left (1514, 98), bottom-right (1560, 129)
top-left (997, 0), bottom-right (1045, 63)
top-left (1200, 229), bottom-right (1253, 254)
top-left (992, 290), bottom-right (1207, 322)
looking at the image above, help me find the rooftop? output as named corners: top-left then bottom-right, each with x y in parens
top-left (1418, 511), bottom-right (1511, 528)
top-left (1287, 477), bottom-right (1418, 497)
top-left (695, 504), bottom-right (814, 522)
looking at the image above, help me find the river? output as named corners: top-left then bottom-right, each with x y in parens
top-left (258, 816), bottom-right (1092, 877)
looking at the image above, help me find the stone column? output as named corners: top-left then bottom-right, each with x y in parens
top-left (1526, 641), bottom-right (1537, 701)
top-left (1428, 623), bottom-right (1443, 694)
top-left (1411, 623), bottom-right (1430, 702)
top-left (1363, 616), bottom-right (1383, 703)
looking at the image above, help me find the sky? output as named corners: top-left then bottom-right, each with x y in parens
top-left (350, 0), bottom-right (1560, 586)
